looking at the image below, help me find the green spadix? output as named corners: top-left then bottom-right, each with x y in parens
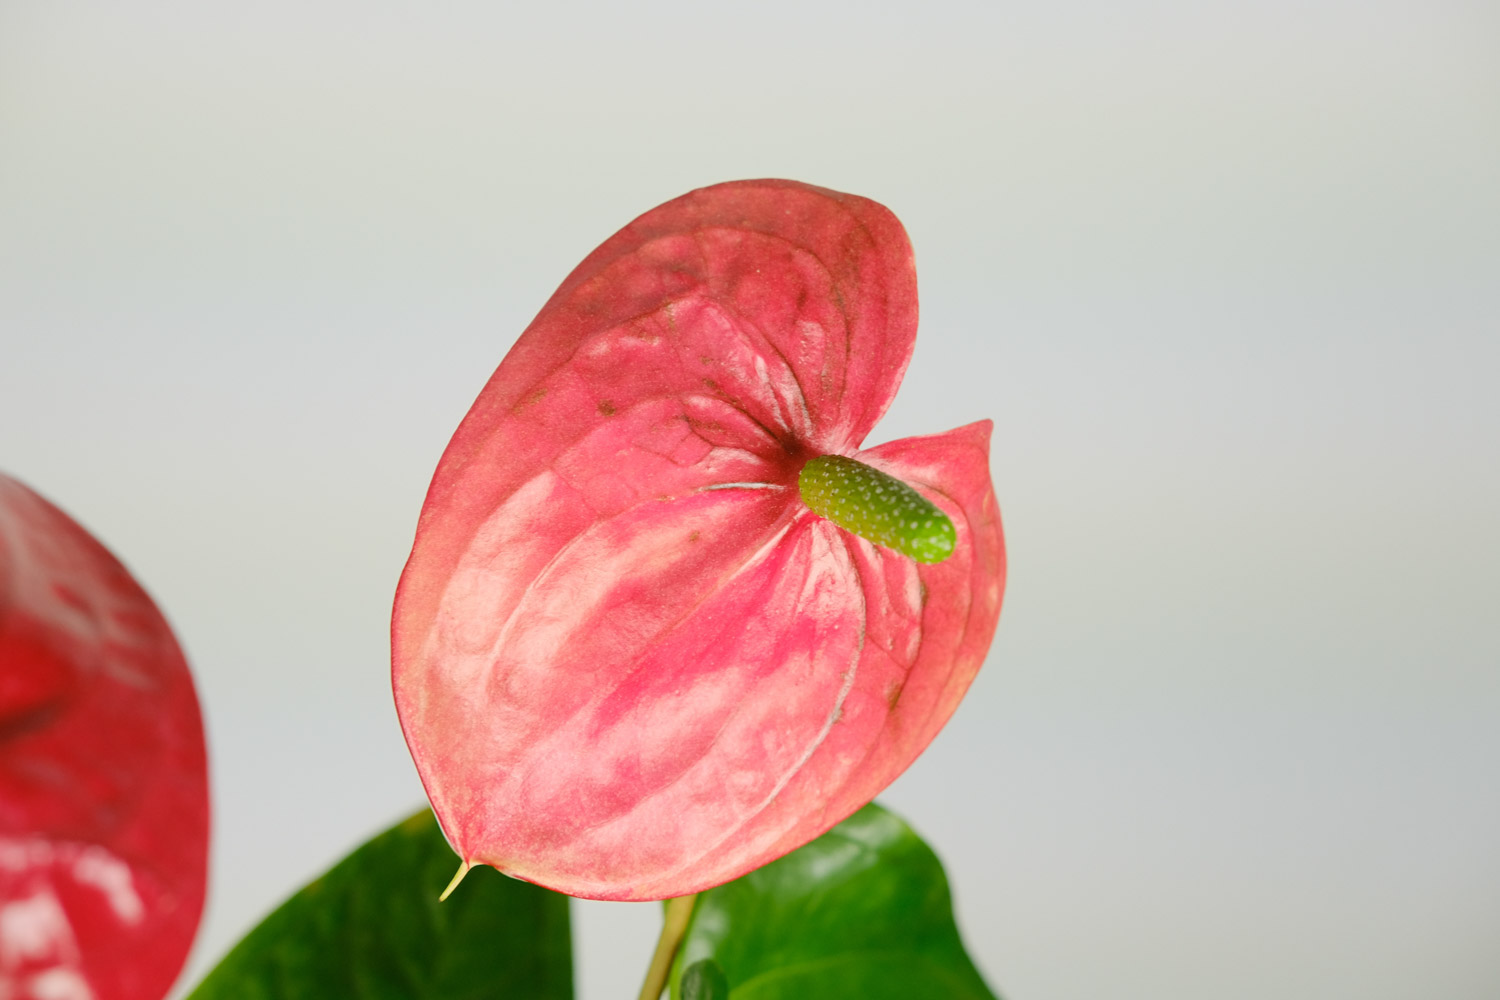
top-left (798, 455), bottom-right (956, 563)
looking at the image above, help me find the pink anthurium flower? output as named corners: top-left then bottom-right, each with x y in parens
top-left (393, 179), bottom-right (1005, 901)
top-left (0, 475), bottom-right (209, 999)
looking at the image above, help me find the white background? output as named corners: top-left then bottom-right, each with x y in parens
top-left (2, 2), bottom-right (1497, 998)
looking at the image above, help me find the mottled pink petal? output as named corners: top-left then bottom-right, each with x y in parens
top-left (393, 180), bottom-right (1003, 900)
top-left (0, 475), bottom-right (209, 999)
top-left (748, 420), bottom-right (1007, 857)
top-left (396, 181), bottom-right (917, 652)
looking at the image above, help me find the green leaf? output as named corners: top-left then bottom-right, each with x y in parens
top-left (188, 809), bottom-right (572, 999)
top-left (668, 803), bottom-right (998, 1000)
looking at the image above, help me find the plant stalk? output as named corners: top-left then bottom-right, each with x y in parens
top-left (636, 893), bottom-right (698, 1000)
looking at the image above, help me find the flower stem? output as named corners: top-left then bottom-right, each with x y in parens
top-left (636, 893), bottom-right (698, 1000)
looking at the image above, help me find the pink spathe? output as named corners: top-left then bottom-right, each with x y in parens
top-left (392, 179), bottom-right (1005, 900)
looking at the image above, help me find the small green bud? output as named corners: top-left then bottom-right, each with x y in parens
top-left (681, 958), bottom-right (730, 1000)
top-left (798, 455), bottom-right (956, 564)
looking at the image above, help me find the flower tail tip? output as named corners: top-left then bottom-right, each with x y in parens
top-left (439, 860), bottom-right (472, 901)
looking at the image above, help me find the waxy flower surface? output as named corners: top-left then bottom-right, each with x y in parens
top-left (0, 475), bottom-right (209, 999)
top-left (393, 180), bottom-right (1005, 900)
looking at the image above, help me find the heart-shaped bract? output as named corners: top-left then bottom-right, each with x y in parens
top-left (393, 179), bottom-right (1005, 900)
top-left (1, 475), bottom-right (209, 999)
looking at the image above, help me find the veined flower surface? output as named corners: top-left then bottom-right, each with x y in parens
top-left (392, 180), bottom-right (1005, 901)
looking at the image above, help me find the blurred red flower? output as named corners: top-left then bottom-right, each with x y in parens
top-left (1, 475), bottom-right (209, 999)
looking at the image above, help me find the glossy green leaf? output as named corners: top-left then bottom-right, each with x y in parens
top-left (668, 802), bottom-right (998, 1000)
top-left (188, 809), bottom-right (572, 1000)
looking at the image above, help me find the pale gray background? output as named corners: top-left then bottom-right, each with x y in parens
top-left (2, 2), bottom-right (1497, 998)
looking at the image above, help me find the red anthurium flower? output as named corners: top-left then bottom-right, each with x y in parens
top-left (1, 476), bottom-right (208, 999)
top-left (393, 180), bottom-right (1005, 901)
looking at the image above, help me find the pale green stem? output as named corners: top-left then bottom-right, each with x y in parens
top-left (636, 894), bottom-right (698, 1000)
